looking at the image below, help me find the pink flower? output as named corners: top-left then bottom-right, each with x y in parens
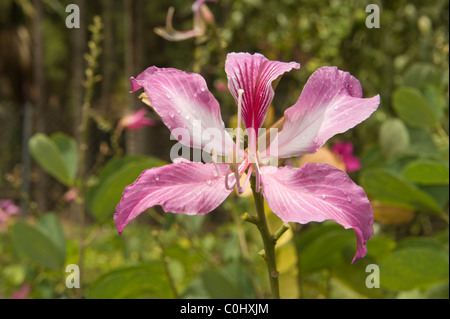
top-left (332, 141), bottom-right (362, 172)
top-left (115, 52), bottom-right (380, 263)
top-left (154, 0), bottom-right (217, 41)
top-left (0, 199), bottom-right (20, 227)
top-left (117, 108), bottom-right (156, 131)
top-left (10, 284), bottom-right (30, 299)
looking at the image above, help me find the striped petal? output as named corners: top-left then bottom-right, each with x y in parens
top-left (263, 66), bottom-right (380, 159)
top-left (131, 67), bottom-right (234, 156)
top-left (114, 161), bottom-right (232, 234)
top-left (261, 163), bottom-right (374, 263)
top-left (225, 52), bottom-right (300, 131)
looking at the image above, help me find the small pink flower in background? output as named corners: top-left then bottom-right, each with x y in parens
top-left (117, 108), bottom-right (156, 131)
top-left (154, 0), bottom-right (217, 41)
top-left (63, 187), bottom-right (80, 203)
top-left (331, 141), bottom-right (362, 172)
top-left (0, 199), bottom-right (20, 228)
top-left (10, 284), bottom-right (30, 299)
top-left (116, 52), bottom-right (380, 263)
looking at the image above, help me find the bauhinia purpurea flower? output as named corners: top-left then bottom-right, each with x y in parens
top-left (114, 52), bottom-right (380, 263)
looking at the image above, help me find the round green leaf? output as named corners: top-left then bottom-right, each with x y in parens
top-left (379, 119), bottom-right (410, 158)
top-left (51, 133), bottom-right (78, 184)
top-left (29, 133), bottom-right (73, 186)
top-left (11, 220), bottom-right (66, 270)
top-left (392, 87), bottom-right (438, 128)
top-left (402, 159), bottom-right (449, 185)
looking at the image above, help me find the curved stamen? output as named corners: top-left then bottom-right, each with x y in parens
top-left (224, 166), bottom-right (237, 190)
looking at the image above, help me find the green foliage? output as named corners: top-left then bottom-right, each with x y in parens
top-left (87, 264), bottom-right (173, 299)
top-left (10, 213), bottom-right (66, 270)
top-left (29, 133), bottom-right (78, 187)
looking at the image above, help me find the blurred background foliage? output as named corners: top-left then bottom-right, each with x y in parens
top-left (0, 0), bottom-right (448, 299)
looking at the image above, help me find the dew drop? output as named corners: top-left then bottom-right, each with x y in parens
top-left (321, 194), bottom-right (327, 200)
top-left (206, 180), bottom-right (212, 186)
top-left (313, 137), bottom-right (319, 144)
top-left (201, 87), bottom-right (206, 92)
top-left (212, 170), bottom-right (218, 177)
top-left (347, 196), bottom-right (352, 202)
top-left (155, 176), bottom-right (160, 181)
top-left (165, 94), bottom-right (172, 99)
top-left (193, 93), bottom-right (198, 98)
top-left (169, 113), bottom-right (175, 118)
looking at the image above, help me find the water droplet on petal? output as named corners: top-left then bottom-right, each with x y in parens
top-left (347, 196), bottom-right (352, 202)
top-left (206, 180), bottom-right (212, 186)
top-left (321, 194), bottom-right (327, 200)
top-left (212, 170), bottom-right (218, 177)
top-left (155, 176), bottom-right (160, 181)
top-left (313, 137), bottom-right (319, 144)
top-left (193, 93), bottom-right (198, 98)
top-left (201, 87), bottom-right (206, 92)
top-left (165, 94), bottom-right (172, 99)
top-left (169, 113), bottom-right (175, 118)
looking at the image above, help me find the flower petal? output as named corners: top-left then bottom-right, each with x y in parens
top-left (263, 67), bottom-right (380, 159)
top-left (114, 161), bottom-right (232, 234)
top-left (225, 52), bottom-right (300, 131)
top-left (131, 67), bottom-right (234, 156)
top-left (261, 163), bottom-right (373, 263)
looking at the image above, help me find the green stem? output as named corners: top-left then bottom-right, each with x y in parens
top-left (250, 176), bottom-right (280, 299)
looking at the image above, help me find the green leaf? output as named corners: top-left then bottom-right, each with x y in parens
top-left (379, 118), bottom-right (410, 158)
top-left (295, 223), bottom-right (355, 273)
top-left (51, 133), bottom-right (78, 183)
top-left (379, 246), bottom-right (449, 291)
top-left (36, 213), bottom-right (66, 259)
top-left (407, 127), bottom-right (439, 156)
top-left (87, 264), bottom-right (172, 299)
top-left (87, 156), bottom-right (166, 221)
top-left (422, 85), bottom-right (445, 122)
top-left (360, 168), bottom-right (441, 213)
top-left (11, 219), bottom-right (66, 270)
top-left (402, 63), bottom-right (443, 89)
top-left (392, 87), bottom-right (438, 128)
top-left (29, 133), bottom-right (73, 186)
top-left (201, 269), bottom-right (244, 299)
top-left (402, 159), bottom-right (449, 185)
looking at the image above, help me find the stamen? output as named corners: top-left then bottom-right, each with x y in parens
top-left (254, 155), bottom-right (262, 193)
top-left (224, 166), bottom-right (237, 190)
top-left (238, 164), bottom-right (252, 194)
top-left (233, 89), bottom-right (245, 191)
top-left (211, 147), bottom-right (224, 178)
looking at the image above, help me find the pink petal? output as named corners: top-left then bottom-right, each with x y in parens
top-left (225, 52), bottom-right (300, 131)
top-left (131, 67), bottom-right (234, 156)
top-left (263, 67), bottom-right (380, 159)
top-left (114, 161), bottom-right (232, 234)
top-left (260, 163), bottom-right (373, 263)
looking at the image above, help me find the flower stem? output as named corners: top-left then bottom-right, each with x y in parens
top-left (250, 176), bottom-right (280, 299)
